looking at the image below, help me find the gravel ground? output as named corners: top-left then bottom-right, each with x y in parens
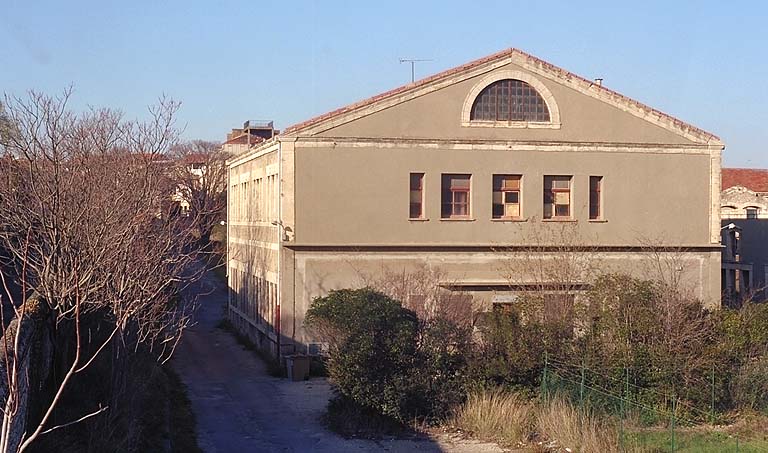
top-left (172, 265), bottom-right (507, 453)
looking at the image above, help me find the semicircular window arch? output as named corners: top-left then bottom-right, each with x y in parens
top-left (470, 79), bottom-right (551, 122)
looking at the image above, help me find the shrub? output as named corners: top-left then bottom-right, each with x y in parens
top-left (732, 355), bottom-right (768, 413)
top-left (306, 288), bottom-right (472, 426)
top-left (469, 308), bottom-right (547, 390)
top-left (412, 318), bottom-right (471, 419)
top-left (305, 288), bottom-right (420, 422)
top-left (324, 394), bottom-right (406, 438)
top-left (578, 274), bottom-right (731, 414)
top-left (717, 301), bottom-right (768, 362)
top-left (470, 274), bottom-right (762, 418)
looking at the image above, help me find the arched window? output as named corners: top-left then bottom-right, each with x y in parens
top-left (745, 206), bottom-right (760, 219)
top-left (470, 79), bottom-right (550, 122)
top-left (721, 205), bottom-right (737, 219)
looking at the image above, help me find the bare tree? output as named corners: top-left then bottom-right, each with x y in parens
top-left (0, 89), bottom-right (202, 451)
top-left (496, 220), bottom-right (599, 329)
top-left (348, 261), bottom-right (475, 327)
top-left (169, 140), bottom-right (229, 246)
top-left (0, 102), bottom-right (11, 144)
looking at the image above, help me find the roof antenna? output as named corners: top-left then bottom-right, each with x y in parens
top-left (399, 58), bottom-right (433, 83)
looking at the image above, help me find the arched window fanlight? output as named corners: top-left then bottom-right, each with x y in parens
top-left (470, 79), bottom-right (550, 122)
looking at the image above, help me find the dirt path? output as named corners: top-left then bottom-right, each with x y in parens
top-left (171, 267), bottom-right (506, 452)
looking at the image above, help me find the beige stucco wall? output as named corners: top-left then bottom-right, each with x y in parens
top-left (316, 62), bottom-right (696, 146)
top-left (288, 248), bottom-right (721, 345)
top-left (292, 144), bottom-right (713, 247)
top-left (227, 147), bottom-right (282, 349)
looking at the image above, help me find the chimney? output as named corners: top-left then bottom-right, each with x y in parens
top-left (594, 78), bottom-right (603, 86)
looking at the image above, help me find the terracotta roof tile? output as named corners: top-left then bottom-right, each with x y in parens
top-left (282, 48), bottom-right (721, 143)
top-left (722, 168), bottom-right (768, 192)
top-left (224, 134), bottom-right (265, 146)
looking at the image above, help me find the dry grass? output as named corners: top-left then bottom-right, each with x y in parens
top-left (451, 389), bottom-right (534, 447)
top-left (452, 390), bottom-right (653, 452)
top-left (536, 396), bottom-right (622, 453)
top-left (723, 410), bottom-right (768, 441)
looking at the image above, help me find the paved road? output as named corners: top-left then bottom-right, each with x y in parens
top-left (172, 268), bottom-right (505, 453)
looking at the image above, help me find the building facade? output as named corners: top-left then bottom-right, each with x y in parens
top-left (721, 168), bottom-right (768, 302)
top-left (227, 49), bottom-right (725, 356)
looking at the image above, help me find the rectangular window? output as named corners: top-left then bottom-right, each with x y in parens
top-left (243, 181), bottom-right (249, 220)
top-left (441, 174), bottom-right (471, 218)
top-left (409, 173), bottom-right (425, 219)
top-left (493, 175), bottom-right (522, 218)
top-left (254, 178), bottom-right (261, 221)
top-left (589, 176), bottom-right (602, 220)
top-left (543, 176), bottom-right (572, 219)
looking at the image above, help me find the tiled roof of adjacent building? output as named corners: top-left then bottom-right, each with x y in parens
top-left (282, 47), bottom-right (721, 143)
top-left (224, 134), bottom-right (265, 146)
top-left (722, 168), bottom-right (768, 193)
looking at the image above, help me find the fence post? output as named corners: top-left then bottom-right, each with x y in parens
top-left (670, 397), bottom-right (677, 452)
top-left (624, 367), bottom-right (631, 451)
top-left (541, 351), bottom-right (549, 403)
top-left (710, 365), bottom-right (716, 425)
top-left (618, 366), bottom-right (625, 450)
top-left (579, 361), bottom-right (585, 411)
top-left (625, 367), bottom-right (630, 408)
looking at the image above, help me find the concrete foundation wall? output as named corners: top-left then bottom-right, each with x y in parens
top-left (286, 248), bottom-right (721, 347)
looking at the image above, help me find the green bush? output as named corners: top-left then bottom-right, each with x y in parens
top-left (470, 309), bottom-right (547, 390)
top-left (306, 288), bottom-right (471, 425)
top-left (324, 395), bottom-right (405, 438)
top-left (306, 288), bottom-right (420, 422)
top-left (307, 280), bottom-right (768, 433)
top-left (412, 318), bottom-right (471, 418)
top-left (733, 355), bottom-right (768, 413)
top-left (470, 274), bottom-right (767, 419)
top-left (716, 301), bottom-right (768, 361)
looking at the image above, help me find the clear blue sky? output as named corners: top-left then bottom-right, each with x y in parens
top-left (1, 0), bottom-right (765, 167)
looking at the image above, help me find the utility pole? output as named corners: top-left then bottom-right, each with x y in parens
top-left (399, 58), bottom-right (433, 83)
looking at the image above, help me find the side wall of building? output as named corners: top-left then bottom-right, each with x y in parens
top-left (227, 144), bottom-right (282, 354)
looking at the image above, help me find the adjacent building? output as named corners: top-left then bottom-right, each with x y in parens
top-left (721, 168), bottom-right (768, 302)
top-left (222, 121), bottom-right (278, 156)
top-left (227, 48), bottom-right (725, 356)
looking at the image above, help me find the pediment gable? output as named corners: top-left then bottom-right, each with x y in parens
top-left (282, 48), bottom-right (722, 147)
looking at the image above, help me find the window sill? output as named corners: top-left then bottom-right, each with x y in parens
top-left (461, 120), bottom-right (561, 130)
top-left (542, 218), bottom-right (577, 223)
top-left (409, 218), bottom-right (430, 222)
top-left (491, 217), bottom-right (528, 222)
top-left (440, 218), bottom-right (476, 222)
top-left (588, 219), bottom-right (608, 223)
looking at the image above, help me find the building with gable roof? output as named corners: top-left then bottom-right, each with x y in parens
top-left (226, 48), bottom-right (725, 356)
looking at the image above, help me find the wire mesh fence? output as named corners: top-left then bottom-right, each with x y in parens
top-left (540, 354), bottom-right (750, 452)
